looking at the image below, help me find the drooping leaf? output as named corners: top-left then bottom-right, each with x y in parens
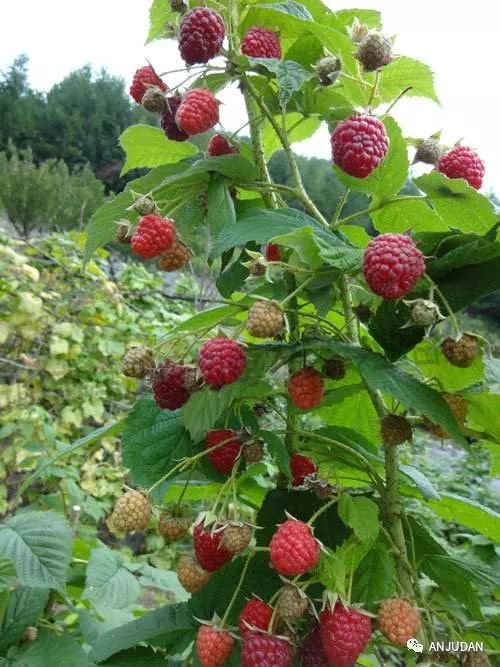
top-left (168, 304), bottom-right (243, 335)
top-left (351, 538), bottom-right (397, 607)
top-left (427, 493), bottom-right (500, 542)
top-left (338, 494), bottom-right (379, 546)
top-left (206, 176), bottom-right (237, 237)
top-left (0, 512), bottom-right (71, 591)
top-left (7, 628), bottom-right (90, 667)
top-left (371, 198), bottom-right (447, 234)
top-left (415, 172), bottom-right (498, 235)
top-left (83, 545), bottom-right (140, 609)
top-left (122, 396), bottom-right (192, 488)
top-left (147, 0), bottom-right (177, 43)
top-left (88, 602), bottom-right (196, 662)
top-left (0, 587), bottom-right (49, 652)
top-left (120, 125), bottom-right (198, 175)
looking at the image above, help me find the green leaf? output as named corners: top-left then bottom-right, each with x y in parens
top-left (250, 58), bottom-right (313, 107)
top-left (206, 177), bottom-right (236, 237)
top-left (272, 227), bottom-right (323, 269)
top-left (335, 8), bottom-right (381, 28)
top-left (259, 430), bottom-right (291, 477)
top-left (262, 113), bottom-right (321, 158)
top-left (120, 125), bottom-right (198, 175)
top-left (211, 207), bottom-right (349, 258)
top-left (415, 172), bottom-right (498, 235)
top-left (182, 384), bottom-right (241, 443)
top-left (0, 512), bottom-right (71, 592)
top-left (424, 556), bottom-right (482, 618)
top-left (83, 546), bottom-right (140, 609)
top-left (334, 117), bottom-right (409, 199)
top-left (84, 163), bottom-right (186, 260)
top-left (428, 237), bottom-right (500, 280)
top-left (122, 396), bottom-right (192, 488)
top-left (147, 0), bottom-right (177, 43)
top-left (351, 538), bottom-right (396, 607)
top-left (369, 300), bottom-right (424, 361)
top-left (400, 465), bottom-right (440, 500)
top-left (168, 305), bottom-right (242, 335)
top-left (409, 340), bottom-right (484, 393)
top-left (378, 56), bottom-right (439, 104)
top-left (371, 198), bottom-right (447, 233)
top-left (319, 342), bottom-right (468, 445)
top-left (0, 587), bottom-right (49, 653)
top-left (8, 628), bottom-right (90, 667)
top-left (338, 494), bottom-right (379, 546)
top-left (191, 72), bottom-right (232, 94)
top-left (317, 550), bottom-right (347, 597)
top-left (255, 1), bottom-right (313, 21)
top-left (88, 603), bottom-right (196, 662)
top-left (0, 556), bottom-right (16, 591)
top-left (187, 155), bottom-right (258, 182)
top-left (427, 493), bottom-right (500, 542)
top-left (102, 647), bottom-right (172, 666)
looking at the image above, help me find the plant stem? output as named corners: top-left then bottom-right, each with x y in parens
top-left (307, 496), bottom-right (338, 526)
top-left (220, 551), bottom-right (253, 627)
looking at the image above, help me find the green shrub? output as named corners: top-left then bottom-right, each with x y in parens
top-left (0, 143), bottom-right (105, 237)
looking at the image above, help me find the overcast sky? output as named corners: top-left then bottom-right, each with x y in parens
top-left (1, 1), bottom-right (499, 191)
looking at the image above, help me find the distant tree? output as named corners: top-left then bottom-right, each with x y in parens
top-left (0, 57), bottom-right (154, 191)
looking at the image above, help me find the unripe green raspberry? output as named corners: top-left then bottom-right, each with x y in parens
top-left (405, 299), bottom-right (445, 327)
top-left (142, 86), bottom-right (167, 113)
top-left (414, 137), bottom-right (443, 166)
top-left (356, 32), bottom-right (392, 71)
top-left (315, 56), bottom-right (341, 86)
top-left (110, 490), bottom-right (152, 533)
top-left (278, 584), bottom-right (309, 620)
top-left (122, 345), bottom-right (155, 378)
top-left (131, 195), bottom-right (158, 216)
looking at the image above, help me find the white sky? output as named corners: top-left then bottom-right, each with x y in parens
top-left (1, 1), bottom-right (499, 191)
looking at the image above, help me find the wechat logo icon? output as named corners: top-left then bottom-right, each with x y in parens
top-left (407, 638), bottom-right (424, 653)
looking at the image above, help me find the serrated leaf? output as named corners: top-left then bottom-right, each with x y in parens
top-left (0, 587), bottom-right (49, 652)
top-left (427, 493), bottom-right (500, 542)
top-left (147, 0), bottom-right (177, 43)
top-left (351, 538), bottom-right (396, 607)
top-left (88, 603), bottom-right (196, 662)
top-left (120, 125), bottom-right (197, 175)
top-left (0, 556), bottom-right (16, 591)
top-left (102, 647), bottom-right (172, 666)
top-left (259, 430), bottom-right (291, 477)
top-left (83, 546), bottom-right (140, 609)
top-left (338, 494), bottom-right (379, 545)
top-left (211, 207), bottom-right (349, 258)
top-left (168, 305), bottom-right (242, 335)
top-left (424, 556), bottom-right (482, 618)
top-left (250, 58), bottom-right (313, 107)
top-left (182, 384), bottom-right (240, 442)
top-left (206, 177), bottom-right (236, 237)
top-left (122, 396), bottom-right (192, 488)
top-left (258, 1), bottom-right (313, 21)
top-left (334, 117), bottom-right (409, 199)
top-left (0, 512), bottom-right (71, 592)
top-left (371, 198), bottom-right (447, 233)
top-left (378, 56), bottom-right (439, 104)
top-left (317, 550), bottom-right (347, 597)
top-left (8, 628), bottom-right (90, 667)
top-left (272, 226), bottom-right (323, 269)
top-left (415, 171), bottom-right (498, 235)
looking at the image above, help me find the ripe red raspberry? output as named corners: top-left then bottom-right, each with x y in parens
top-left (193, 522), bottom-right (233, 572)
top-left (160, 96), bottom-right (189, 142)
top-left (152, 361), bottom-right (195, 410)
top-left (178, 7), bottom-right (225, 65)
top-left (265, 243), bottom-right (281, 261)
top-left (301, 625), bottom-right (328, 667)
top-left (208, 134), bottom-right (238, 156)
top-left (377, 598), bottom-right (421, 647)
top-left (175, 89), bottom-right (219, 136)
top-left (239, 599), bottom-right (273, 636)
top-left (270, 518), bottom-right (320, 576)
top-left (288, 368), bottom-right (324, 411)
top-left (196, 624), bottom-right (234, 667)
top-left (129, 65), bottom-right (167, 104)
top-left (242, 27), bottom-right (282, 59)
top-left (290, 453), bottom-right (317, 486)
top-left (205, 429), bottom-right (242, 475)
top-left (131, 215), bottom-right (176, 259)
top-left (363, 233), bottom-right (425, 300)
top-left (331, 115), bottom-right (389, 178)
top-left (320, 603), bottom-right (372, 667)
top-left (199, 338), bottom-right (246, 388)
top-left (242, 632), bottom-right (293, 667)
top-left (438, 145), bottom-right (485, 190)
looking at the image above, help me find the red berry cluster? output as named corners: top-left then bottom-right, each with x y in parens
top-left (129, 65), bottom-right (167, 104)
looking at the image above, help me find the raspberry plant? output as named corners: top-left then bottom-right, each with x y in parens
top-left (1, 0), bottom-right (500, 665)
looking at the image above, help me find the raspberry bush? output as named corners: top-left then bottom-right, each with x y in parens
top-left (1, 1), bottom-right (500, 665)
